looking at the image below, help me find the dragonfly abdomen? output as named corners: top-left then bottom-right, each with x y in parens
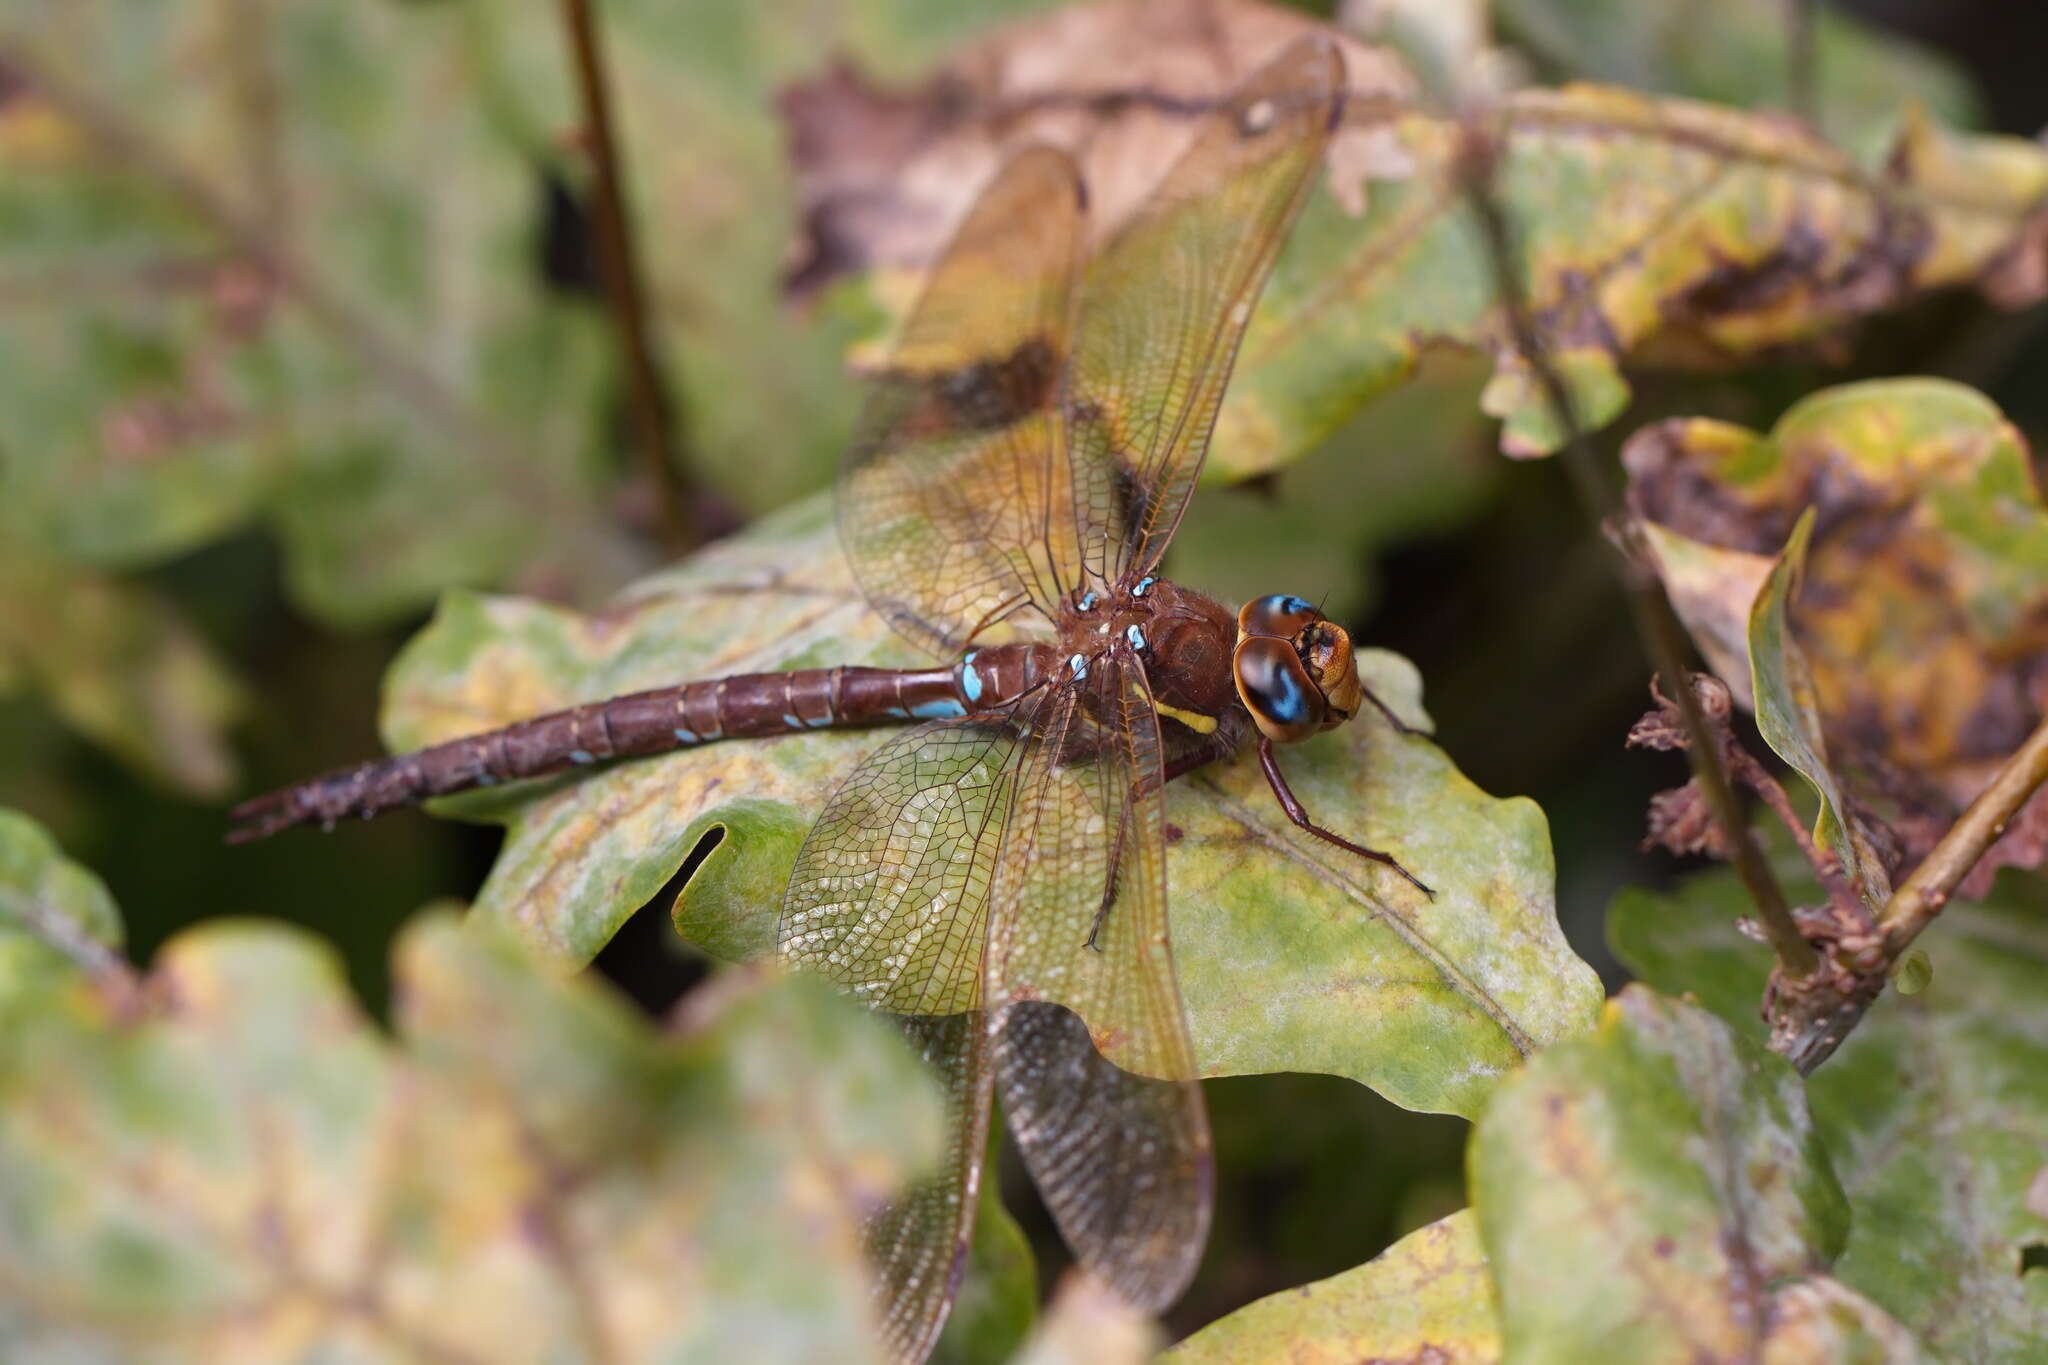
top-left (226, 652), bottom-right (1052, 842)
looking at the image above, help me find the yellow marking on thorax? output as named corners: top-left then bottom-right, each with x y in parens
top-left (1152, 700), bottom-right (1217, 735)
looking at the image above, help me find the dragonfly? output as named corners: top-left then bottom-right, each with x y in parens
top-left (229, 33), bottom-right (1428, 1361)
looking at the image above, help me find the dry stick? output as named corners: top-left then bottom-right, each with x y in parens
top-left (1454, 125), bottom-right (1819, 978)
top-left (560, 0), bottom-right (699, 553)
top-left (1880, 709), bottom-right (2048, 954)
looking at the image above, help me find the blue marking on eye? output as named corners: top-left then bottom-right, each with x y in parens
top-left (1265, 667), bottom-right (1310, 725)
top-left (672, 728), bottom-right (698, 743)
top-left (959, 651), bottom-right (985, 703)
top-left (1125, 624), bottom-right (1148, 651)
top-left (569, 749), bottom-right (595, 765)
top-left (1282, 594), bottom-right (1313, 614)
top-left (1133, 576), bottom-right (1156, 597)
top-left (909, 697), bottom-right (967, 719)
top-left (1077, 591), bottom-right (1099, 611)
top-left (1068, 653), bottom-right (1088, 680)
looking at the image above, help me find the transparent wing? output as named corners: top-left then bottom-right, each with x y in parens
top-left (859, 1011), bottom-right (991, 1365)
top-left (778, 715), bottom-right (1036, 1363)
top-left (1066, 35), bottom-right (1342, 588)
top-left (838, 147), bottom-right (1085, 658)
top-left (987, 649), bottom-right (1212, 1310)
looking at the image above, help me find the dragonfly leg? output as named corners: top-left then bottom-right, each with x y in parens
top-left (1086, 736), bottom-right (1237, 951)
top-left (1257, 737), bottom-right (1433, 897)
top-left (1359, 683), bottom-right (1422, 736)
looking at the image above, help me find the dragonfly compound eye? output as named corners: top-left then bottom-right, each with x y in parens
top-left (1237, 593), bottom-right (1319, 640)
top-left (1232, 635), bottom-right (1326, 744)
top-left (1299, 622), bottom-right (1363, 730)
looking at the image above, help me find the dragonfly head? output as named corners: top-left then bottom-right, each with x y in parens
top-left (1232, 594), bottom-right (1364, 744)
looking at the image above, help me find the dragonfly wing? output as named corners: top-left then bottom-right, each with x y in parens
top-left (1067, 34), bottom-right (1342, 587)
top-left (860, 1011), bottom-right (992, 1364)
top-left (779, 716), bottom-right (1036, 1362)
top-left (988, 651), bottom-right (1212, 1310)
top-left (839, 146), bottom-right (1085, 657)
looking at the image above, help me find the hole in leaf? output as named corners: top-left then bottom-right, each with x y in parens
top-left (2022, 1244), bottom-right (2048, 1275)
top-left (590, 826), bottom-right (725, 1016)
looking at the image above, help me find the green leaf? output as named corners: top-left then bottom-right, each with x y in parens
top-left (776, 5), bottom-right (2048, 476)
top-left (1611, 866), bottom-right (2048, 1359)
top-left (0, 2), bottom-right (631, 626)
top-left (1471, 986), bottom-right (1920, 1363)
top-left (1628, 378), bottom-right (2048, 896)
top-left (1166, 1209), bottom-right (1500, 1364)
top-left (0, 809), bottom-right (124, 1002)
top-left (1748, 509), bottom-right (1891, 908)
top-left (0, 877), bottom-right (945, 1362)
top-left (0, 543), bottom-right (242, 797)
top-left (382, 489), bottom-right (1601, 1118)
top-left (1494, 0), bottom-right (1981, 138)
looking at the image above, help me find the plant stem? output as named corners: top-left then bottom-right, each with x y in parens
top-left (559, 0), bottom-right (698, 553)
top-left (1454, 123), bottom-right (1817, 978)
top-left (1880, 709), bottom-right (2048, 952)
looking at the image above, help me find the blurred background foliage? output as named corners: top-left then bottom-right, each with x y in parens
top-left (2, 0), bottom-right (2046, 1340)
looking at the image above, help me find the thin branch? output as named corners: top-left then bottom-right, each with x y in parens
top-left (1453, 121), bottom-right (1818, 979)
top-left (1772, 711), bottom-right (2048, 1073)
top-left (559, 0), bottom-right (699, 553)
top-left (1880, 709), bottom-right (2048, 953)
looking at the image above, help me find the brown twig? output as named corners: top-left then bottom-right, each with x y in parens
top-left (1454, 122), bottom-right (1818, 979)
top-left (1772, 702), bottom-right (2048, 1073)
top-left (559, 0), bottom-right (699, 553)
top-left (1880, 710), bottom-right (2048, 952)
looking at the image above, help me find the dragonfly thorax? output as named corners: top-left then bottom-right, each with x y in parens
top-left (1059, 577), bottom-right (1245, 739)
top-left (1232, 594), bottom-right (1364, 744)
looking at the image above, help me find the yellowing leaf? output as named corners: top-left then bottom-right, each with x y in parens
top-left (1166, 1210), bottom-right (1500, 1364)
top-left (1471, 987), bottom-right (1921, 1364)
top-left (0, 543), bottom-right (241, 798)
top-left (0, 808), bottom-right (124, 1003)
top-left (0, 2), bottom-right (633, 626)
top-left (381, 490), bottom-right (1600, 1118)
top-left (0, 806), bottom-right (947, 1363)
top-left (776, 0), bottom-right (2048, 477)
top-left (1627, 378), bottom-right (2048, 899)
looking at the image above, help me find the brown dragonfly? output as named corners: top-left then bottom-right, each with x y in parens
top-left (230, 34), bottom-right (1427, 1361)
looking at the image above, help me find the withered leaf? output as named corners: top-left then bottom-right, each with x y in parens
top-left (1627, 378), bottom-right (2048, 901)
